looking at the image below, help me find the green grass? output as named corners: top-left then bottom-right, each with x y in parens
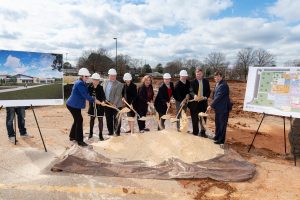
top-left (0, 84), bottom-right (63, 100)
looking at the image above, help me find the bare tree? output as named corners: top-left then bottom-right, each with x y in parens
top-left (77, 48), bottom-right (114, 74)
top-left (204, 52), bottom-right (229, 78)
top-left (284, 59), bottom-right (300, 67)
top-left (164, 59), bottom-right (184, 76)
top-left (254, 48), bottom-right (275, 66)
top-left (116, 54), bottom-right (131, 76)
top-left (236, 48), bottom-right (255, 80)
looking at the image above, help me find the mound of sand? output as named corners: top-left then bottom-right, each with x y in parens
top-left (92, 129), bottom-right (224, 166)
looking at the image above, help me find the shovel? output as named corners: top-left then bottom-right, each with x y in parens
top-left (122, 99), bottom-right (142, 119)
top-left (170, 102), bottom-right (186, 123)
top-left (161, 103), bottom-right (171, 120)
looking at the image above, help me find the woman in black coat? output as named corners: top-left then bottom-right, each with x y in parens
top-left (136, 75), bottom-right (154, 133)
top-left (154, 73), bottom-right (175, 130)
top-left (88, 73), bottom-right (105, 140)
top-left (122, 73), bottom-right (137, 134)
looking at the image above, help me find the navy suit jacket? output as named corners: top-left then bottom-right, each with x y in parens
top-left (211, 80), bottom-right (232, 113)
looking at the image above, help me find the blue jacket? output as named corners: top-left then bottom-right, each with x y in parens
top-left (66, 80), bottom-right (94, 109)
top-left (211, 80), bottom-right (232, 113)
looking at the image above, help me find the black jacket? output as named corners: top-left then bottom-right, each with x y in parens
top-left (174, 80), bottom-right (190, 102)
top-left (122, 82), bottom-right (137, 105)
top-left (154, 82), bottom-right (175, 114)
top-left (88, 83), bottom-right (105, 101)
top-left (136, 84), bottom-right (154, 112)
top-left (189, 78), bottom-right (211, 109)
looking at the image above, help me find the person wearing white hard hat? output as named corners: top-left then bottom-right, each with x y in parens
top-left (87, 73), bottom-right (106, 140)
top-left (102, 68), bottom-right (123, 136)
top-left (154, 73), bottom-right (175, 130)
top-left (66, 68), bottom-right (102, 147)
top-left (121, 73), bottom-right (137, 134)
top-left (174, 70), bottom-right (190, 131)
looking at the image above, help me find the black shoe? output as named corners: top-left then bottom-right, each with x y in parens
top-left (200, 134), bottom-right (208, 138)
top-left (69, 137), bottom-right (75, 141)
top-left (108, 133), bottom-right (113, 136)
top-left (212, 136), bottom-right (218, 141)
top-left (88, 133), bottom-right (93, 139)
top-left (116, 133), bottom-right (120, 136)
top-left (143, 128), bottom-right (150, 132)
top-left (125, 130), bottom-right (131, 133)
top-left (214, 141), bottom-right (224, 145)
top-left (99, 133), bottom-right (104, 141)
top-left (78, 141), bottom-right (88, 146)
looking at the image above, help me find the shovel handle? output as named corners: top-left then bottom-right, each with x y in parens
top-left (122, 98), bottom-right (141, 118)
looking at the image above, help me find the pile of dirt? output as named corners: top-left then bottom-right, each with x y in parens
top-left (92, 129), bottom-right (224, 166)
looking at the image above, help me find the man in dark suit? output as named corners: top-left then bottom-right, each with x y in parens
top-left (207, 71), bottom-right (232, 144)
top-left (189, 68), bottom-right (211, 137)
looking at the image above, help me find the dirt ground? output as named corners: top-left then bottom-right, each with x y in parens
top-left (0, 80), bottom-right (299, 199)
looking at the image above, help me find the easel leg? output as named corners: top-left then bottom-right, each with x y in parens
top-left (283, 117), bottom-right (287, 154)
top-left (31, 105), bottom-right (47, 152)
top-left (290, 116), bottom-right (297, 166)
top-left (14, 114), bottom-right (17, 145)
top-left (248, 113), bottom-right (266, 152)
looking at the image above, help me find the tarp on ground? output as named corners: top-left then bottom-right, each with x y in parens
top-left (51, 145), bottom-right (256, 182)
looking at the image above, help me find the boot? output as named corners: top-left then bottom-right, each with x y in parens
top-left (99, 132), bottom-right (104, 141)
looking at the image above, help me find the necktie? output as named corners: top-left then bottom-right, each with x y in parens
top-left (198, 80), bottom-right (202, 97)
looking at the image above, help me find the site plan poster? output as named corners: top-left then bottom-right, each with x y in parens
top-left (0, 50), bottom-right (64, 107)
top-left (244, 67), bottom-right (300, 118)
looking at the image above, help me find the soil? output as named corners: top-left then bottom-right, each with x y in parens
top-left (1, 79), bottom-right (299, 200)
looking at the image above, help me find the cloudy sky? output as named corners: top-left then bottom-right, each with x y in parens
top-left (0, 0), bottom-right (299, 67)
top-left (0, 50), bottom-right (63, 78)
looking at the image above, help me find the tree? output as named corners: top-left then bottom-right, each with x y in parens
top-left (51, 54), bottom-right (63, 72)
top-left (236, 48), bottom-right (255, 80)
top-left (63, 62), bottom-right (72, 69)
top-left (116, 54), bottom-right (131, 75)
top-left (164, 59), bottom-right (183, 76)
top-left (254, 48), bottom-right (275, 67)
top-left (142, 64), bottom-right (152, 74)
top-left (184, 59), bottom-right (202, 79)
top-left (154, 63), bottom-right (164, 73)
top-left (204, 52), bottom-right (227, 75)
top-left (77, 48), bottom-right (114, 74)
top-left (284, 59), bottom-right (300, 67)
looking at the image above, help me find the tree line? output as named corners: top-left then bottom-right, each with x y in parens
top-left (63, 47), bottom-right (300, 80)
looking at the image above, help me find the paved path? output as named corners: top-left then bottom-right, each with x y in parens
top-left (0, 85), bottom-right (46, 93)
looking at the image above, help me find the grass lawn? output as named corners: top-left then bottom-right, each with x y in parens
top-left (0, 84), bottom-right (63, 100)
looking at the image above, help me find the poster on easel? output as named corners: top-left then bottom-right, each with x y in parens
top-left (0, 50), bottom-right (64, 107)
top-left (243, 66), bottom-right (300, 118)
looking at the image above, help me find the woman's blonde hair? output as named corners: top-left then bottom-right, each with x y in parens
top-left (141, 75), bottom-right (152, 85)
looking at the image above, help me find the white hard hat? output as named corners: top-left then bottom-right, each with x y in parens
top-left (123, 73), bottom-right (132, 81)
top-left (163, 73), bottom-right (171, 79)
top-left (108, 68), bottom-right (117, 75)
top-left (91, 73), bottom-right (101, 80)
top-left (179, 70), bottom-right (188, 77)
top-left (78, 68), bottom-right (91, 76)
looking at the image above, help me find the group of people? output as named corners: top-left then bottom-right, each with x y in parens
top-left (66, 67), bottom-right (232, 147)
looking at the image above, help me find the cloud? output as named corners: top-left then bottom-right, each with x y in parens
top-left (0, 0), bottom-right (299, 67)
top-left (4, 55), bottom-right (22, 68)
top-left (268, 0), bottom-right (300, 22)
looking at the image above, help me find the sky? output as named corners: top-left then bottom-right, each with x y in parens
top-left (0, 50), bottom-right (63, 78)
top-left (0, 0), bottom-right (299, 68)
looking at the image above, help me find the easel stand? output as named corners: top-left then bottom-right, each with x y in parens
top-left (0, 105), bottom-right (47, 152)
top-left (248, 113), bottom-right (296, 166)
